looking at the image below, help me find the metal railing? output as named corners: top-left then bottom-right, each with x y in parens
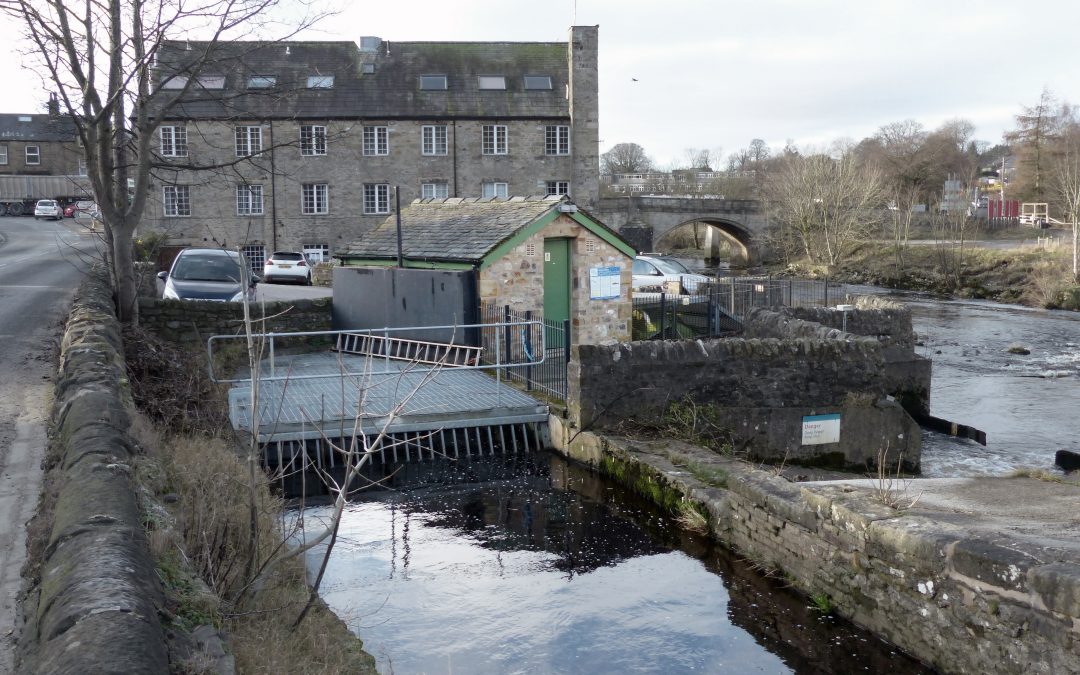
top-left (631, 276), bottom-right (841, 341)
top-left (206, 321), bottom-right (547, 385)
top-left (480, 302), bottom-right (570, 402)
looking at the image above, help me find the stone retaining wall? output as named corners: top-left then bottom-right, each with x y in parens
top-left (18, 271), bottom-right (169, 674)
top-left (550, 425), bottom-right (1080, 675)
top-left (138, 296), bottom-right (332, 345)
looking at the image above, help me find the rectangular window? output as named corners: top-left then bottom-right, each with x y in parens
top-left (363, 126), bottom-right (388, 156)
top-left (481, 182), bottom-right (508, 199)
top-left (478, 76), bottom-right (506, 90)
top-left (0, 145), bottom-right (10, 164)
top-left (77, 157), bottom-right (88, 176)
top-left (235, 126), bottom-right (263, 156)
top-left (482, 125), bottom-right (507, 155)
top-left (422, 125), bottom-right (447, 155)
top-left (363, 184), bottom-right (390, 214)
top-left (25, 146), bottom-right (40, 165)
top-left (160, 125), bottom-right (188, 157)
top-left (300, 125), bottom-right (327, 156)
top-left (197, 75), bottom-right (225, 89)
top-left (524, 75), bottom-right (552, 90)
top-left (307, 75), bottom-right (334, 89)
top-left (302, 183), bottom-right (328, 214)
top-left (545, 125), bottom-right (570, 155)
top-left (421, 182), bottom-right (448, 199)
top-left (236, 184), bottom-right (264, 215)
top-left (241, 245), bottom-right (265, 274)
top-left (162, 185), bottom-right (190, 217)
top-left (419, 74), bottom-right (447, 90)
top-left (161, 75), bottom-right (187, 90)
top-left (303, 244), bottom-right (330, 264)
top-left (545, 180), bottom-right (570, 196)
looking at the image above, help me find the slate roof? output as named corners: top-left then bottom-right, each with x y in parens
top-left (338, 196), bottom-right (566, 263)
top-left (0, 113), bottom-right (77, 142)
top-left (155, 39), bottom-right (569, 120)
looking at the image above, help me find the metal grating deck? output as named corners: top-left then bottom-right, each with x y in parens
top-left (229, 352), bottom-right (549, 443)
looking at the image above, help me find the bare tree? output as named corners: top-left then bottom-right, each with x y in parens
top-left (1050, 122), bottom-right (1080, 281)
top-left (765, 149), bottom-right (885, 265)
top-left (1006, 88), bottom-right (1075, 203)
top-left (601, 142), bottom-right (653, 175)
top-left (1, 0), bottom-right (324, 322)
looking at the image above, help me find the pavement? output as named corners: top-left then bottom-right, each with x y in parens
top-left (801, 475), bottom-right (1080, 557)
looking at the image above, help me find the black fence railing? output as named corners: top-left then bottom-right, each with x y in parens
top-left (480, 302), bottom-right (569, 402)
top-left (632, 276), bottom-right (841, 341)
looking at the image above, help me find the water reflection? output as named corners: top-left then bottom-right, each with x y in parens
top-left (301, 453), bottom-right (932, 674)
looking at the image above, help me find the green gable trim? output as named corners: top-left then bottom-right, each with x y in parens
top-left (478, 208), bottom-right (561, 270)
top-left (338, 258), bottom-right (475, 270)
top-left (477, 206), bottom-right (637, 269)
top-left (570, 210), bottom-right (637, 258)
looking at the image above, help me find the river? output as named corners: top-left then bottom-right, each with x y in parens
top-left (847, 286), bottom-right (1080, 477)
top-left (301, 286), bottom-right (1077, 673)
top-left (299, 454), bottom-right (932, 674)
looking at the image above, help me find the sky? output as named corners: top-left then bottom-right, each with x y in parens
top-left (2, 0), bottom-right (1079, 168)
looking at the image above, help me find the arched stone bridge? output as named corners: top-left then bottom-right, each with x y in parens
top-left (593, 196), bottom-right (769, 261)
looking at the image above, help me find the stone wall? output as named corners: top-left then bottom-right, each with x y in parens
top-left (479, 212), bottom-right (632, 345)
top-left (549, 428), bottom-right (1080, 675)
top-left (18, 271), bottom-right (169, 674)
top-left (138, 296), bottom-right (332, 345)
top-left (569, 336), bottom-right (919, 471)
top-left (745, 304), bottom-right (932, 416)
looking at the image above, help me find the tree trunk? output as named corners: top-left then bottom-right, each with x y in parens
top-left (111, 220), bottom-right (138, 323)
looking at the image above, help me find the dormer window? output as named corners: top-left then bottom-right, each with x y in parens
top-left (162, 76), bottom-right (187, 90)
top-left (247, 75), bottom-right (277, 89)
top-left (523, 75), bottom-right (552, 90)
top-left (419, 74), bottom-right (447, 90)
top-left (478, 76), bottom-right (506, 90)
top-left (362, 63), bottom-right (375, 74)
top-left (307, 75), bottom-right (334, 89)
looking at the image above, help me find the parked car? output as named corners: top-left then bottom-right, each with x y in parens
top-left (33, 199), bottom-right (62, 220)
top-left (158, 248), bottom-right (259, 301)
top-left (262, 251), bottom-right (312, 285)
top-left (631, 255), bottom-right (710, 294)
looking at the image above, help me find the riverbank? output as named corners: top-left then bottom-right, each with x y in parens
top-left (772, 236), bottom-right (1080, 310)
top-left (549, 420), bottom-right (1080, 674)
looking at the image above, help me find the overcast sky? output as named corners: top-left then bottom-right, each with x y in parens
top-left (2, 0), bottom-right (1078, 167)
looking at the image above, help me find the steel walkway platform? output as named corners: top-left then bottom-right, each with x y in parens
top-left (228, 351), bottom-right (550, 467)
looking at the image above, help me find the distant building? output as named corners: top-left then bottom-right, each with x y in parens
top-left (0, 95), bottom-right (82, 178)
top-left (145, 28), bottom-right (600, 271)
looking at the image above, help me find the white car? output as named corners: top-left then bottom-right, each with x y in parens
top-left (631, 255), bottom-right (710, 294)
top-left (34, 199), bottom-right (62, 220)
top-left (262, 251), bottom-right (313, 285)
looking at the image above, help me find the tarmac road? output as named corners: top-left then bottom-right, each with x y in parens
top-left (0, 216), bottom-right (96, 672)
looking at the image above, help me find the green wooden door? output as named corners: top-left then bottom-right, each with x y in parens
top-left (543, 238), bottom-right (571, 331)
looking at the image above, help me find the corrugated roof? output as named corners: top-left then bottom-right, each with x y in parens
top-left (338, 196), bottom-right (563, 262)
top-left (0, 113), bottom-right (77, 142)
top-left (156, 39), bottom-right (569, 120)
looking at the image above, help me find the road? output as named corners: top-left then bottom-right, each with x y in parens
top-left (0, 216), bottom-right (97, 672)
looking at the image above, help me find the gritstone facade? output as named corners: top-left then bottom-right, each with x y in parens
top-left (145, 27), bottom-right (600, 272)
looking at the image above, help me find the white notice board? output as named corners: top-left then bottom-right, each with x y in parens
top-left (589, 265), bottom-right (621, 300)
top-left (801, 413), bottom-right (841, 445)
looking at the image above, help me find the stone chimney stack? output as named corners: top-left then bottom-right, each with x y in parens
top-left (569, 25), bottom-right (599, 210)
top-left (47, 93), bottom-right (59, 117)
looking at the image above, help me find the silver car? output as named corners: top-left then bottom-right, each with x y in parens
top-left (34, 199), bottom-right (62, 220)
top-left (631, 255), bottom-right (710, 294)
top-left (158, 248), bottom-right (259, 301)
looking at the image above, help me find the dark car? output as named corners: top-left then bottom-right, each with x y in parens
top-left (158, 248), bottom-right (259, 301)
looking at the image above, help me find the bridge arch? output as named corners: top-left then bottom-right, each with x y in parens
top-left (653, 217), bottom-right (754, 263)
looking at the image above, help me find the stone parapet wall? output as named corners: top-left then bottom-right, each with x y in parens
top-left (18, 270), bottom-right (169, 674)
top-left (138, 296), bottom-right (332, 345)
top-left (549, 427), bottom-right (1080, 675)
top-left (570, 337), bottom-right (886, 428)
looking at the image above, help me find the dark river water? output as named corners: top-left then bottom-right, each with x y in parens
top-left (300, 455), bottom-right (932, 674)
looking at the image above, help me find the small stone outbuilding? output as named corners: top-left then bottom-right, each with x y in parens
top-left (336, 196), bottom-right (636, 344)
